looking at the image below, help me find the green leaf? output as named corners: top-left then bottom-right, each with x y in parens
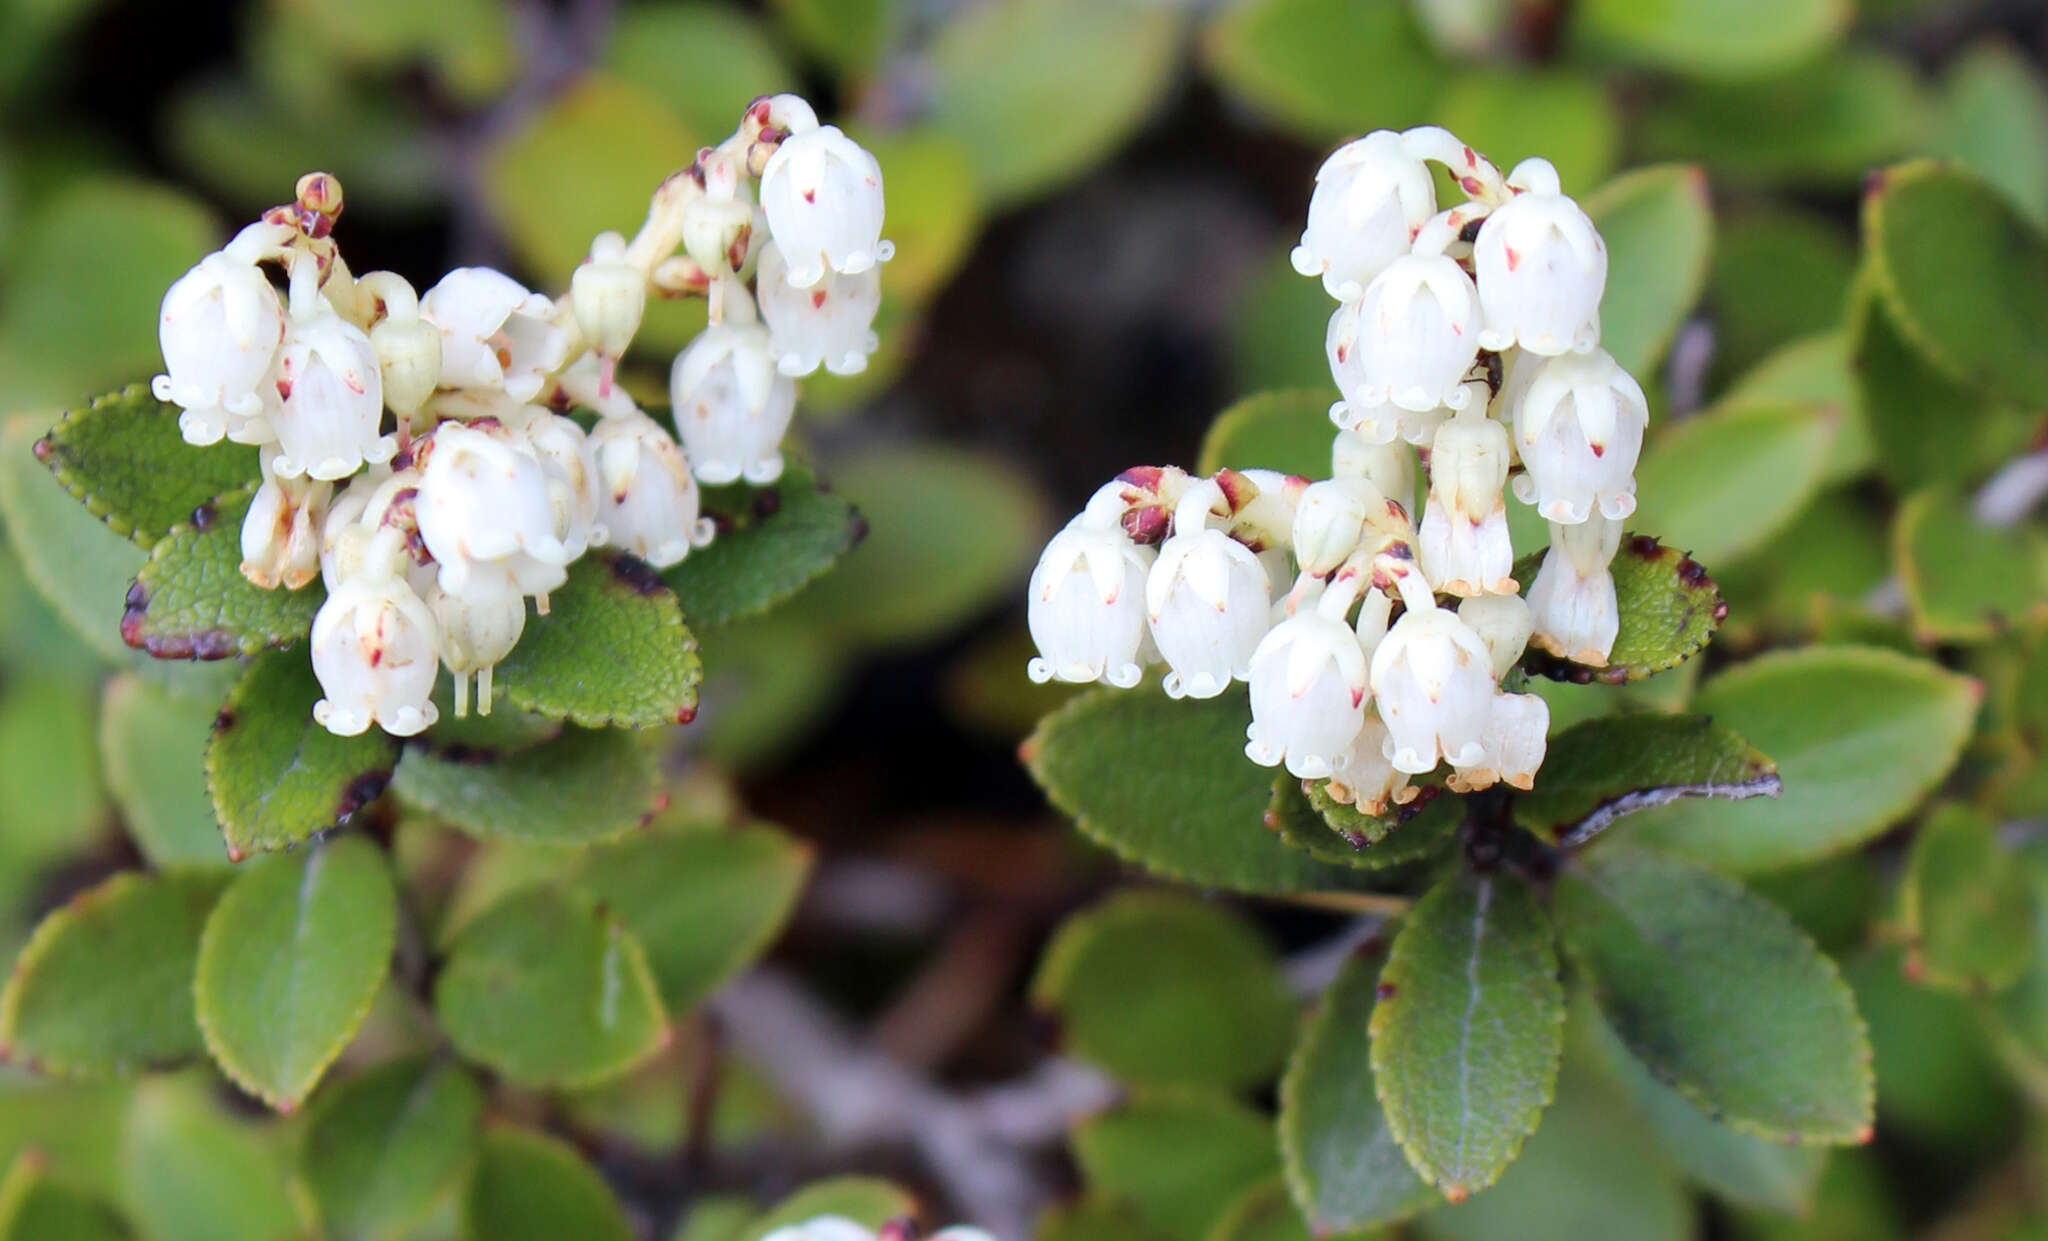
top-left (1570, 0), bottom-right (1847, 78)
top-left (1902, 804), bottom-right (2034, 994)
top-left (1207, 1177), bottom-right (1315, 1241)
top-left (98, 675), bottom-right (229, 869)
top-left (1725, 331), bottom-right (1871, 483)
top-left (1895, 487), bottom-right (2048, 644)
top-left (672, 1196), bottom-right (762, 1241)
top-left (1268, 775), bottom-right (1461, 871)
top-left (299, 1057), bottom-right (484, 1241)
top-left (1511, 532), bottom-right (1725, 684)
top-left (662, 467), bottom-right (861, 629)
top-left (1230, 256), bottom-right (1339, 394)
top-left (1372, 872), bottom-right (1563, 1201)
top-left (1074, 1090), bottom-right (1281, 1241)
top-left (118, 1076), bottom-right (302, 1241)
top-left (193, 837), bottom-right (396, 1110)
top-left (926, 0), bottom-right (1180, 206)
top-left (1030, 891), bottom-right (1296, 1091)
top-left (1037, 1196), bottom-right (1169, 1241)
top-left (463, 1127), bottom-right (632, 1241)
top-left (33, 385), bottom-right (258, 549)
top-left (435, 887), bottom-right (668, 1088)
top-left (770, 0), bottom-right (898, 79)
top-left (572, 821), bottom-right (813, 1013)
top-left (736, 1178), bottom-right (919, 1241)
top-left (1278, 946), bottom-right (1439, 1235)
top-left (278, 0), bottom-right (515, 99)
top-left (394, 727), bottom-right (661, 846)
top-left (1625, 646), bottom-right (1979, 872)
top-left (1864, 160), bottom-right (2048, 406)
top-left (121, 486), bottom-right (324, 660)
top-left (0, 1080), bottom-right (130, 1204)
top-left (1201, 0), bottom-right (1441, 141)
top-left (1555, 849), bottom-right (1873, 1142)
top-left (206, 652), bottom-right (401, 859)
top-left (1194, 390), bottom-right (1337, 481)
top-left (0, 1153), bottom-right (131, 1241)
top-left (1706, 210), bottom-right (1857, 381)
top-left (1934, 41), bottom-right (2048, 228)
top-left (0, 675), bottom-right (107, 896)
top-left (0, 413), bottom-right (147, 662)
top-left (496, 552), bottom-right (701, 728)
top-left (1434, 70), bottom-right (1618, 196)
top-left (0, 871), bottom-right (225, 1077)
top-left (1631, 400), bottom-right (1836, 568)
top-left (1851, 943), bottom-right (2019, 1150)
top-left (603, 4), bottom-right (795, 142)
top-left (1581, 164), bottom-right (1713, 378)
top-left (1025, 688), bottom-right (1374, 896)
top-left (1513, 714), bottom-right (1780, 847)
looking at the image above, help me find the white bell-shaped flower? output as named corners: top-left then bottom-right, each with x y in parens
top-left (311, 557), bottom-right (442, 738)
top-left (155, 251), bottom-right (286, 448)
top-left (1333, 428), bottom-right (1414, 512)
top-left (1145, 527), bottom-right (1270, 699)
top-left (240, 447), bottom-right (330, 591)
top-left (1326, 712), bottom-right (1414, 815)
top-left (756, 240), bottom-right (882, 377)
top-left (429, 581), bottom-right (527, 719)
top-left (571, 231), bottom-right (648, 379)
top-left (520, 409), bottom-right (604, 559)
top-left (1473, 159), bottom-right (1606, 356)
top-left (1026, 519), bottom-right (1153, 688)
top-left (1527, 513), bottom-right (1621, 665)
top-left (415, 422), bottom-right (574, 605)
top-left (1290, 131), bottom-right (1436, 301)
top-left (759, 124), bottom-right (891, 288)
top-left (1510, 348), bottom-right (1646, 523)
top-left (1291, 478), bottom-right (1379, 577)
top-left (268, 285), bottom-right (392, 482)
top-left (371, 314), bottom-right (441, 419)
top-left (1417, 413), bottom-right (1514, 597)
top-left (1244, 606), bottom-right (1371, 780)
top-left (1327, 253), bottom-right (1480, 418)
top-left (589, 412), bottom-right (715, 569)
top-left (668, 321), bottom-right (798, 485)
top-left (1369, 604), bottom-right (1497, 775)
top-left (420, 268), bottom-right (570, 403)
top-left (1447, 692), bottom-right (1551, 793)
top-left (1457, 593), bottom-right (1532, 679)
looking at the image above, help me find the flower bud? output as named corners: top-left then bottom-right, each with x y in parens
top-left (430, 580), bottom-right (526, 719)
top-left (1369, 604), bottom-right (1496, 775)
top-left (1510, 348), bottom-right (1646, 524)
top-left (756, 240), bottom-right (882, 377)
top-left (420, 267), bottom-right (570, 403)
top-left (1417, 413), bottom-right (1514, 597)
top-left (1325, 712), bottom-right (1414, 815)
top-left (1290, 131), bottom-right (1436, 300)
top-left (589, 412), bottom-right (715, 569)
top-left (668, 322), bottom-right (797, 485)
top-left (311, 572), bottom-right (442, 737)
top-left (571, 232), bottom-right (649, 367)
top-left (154, 251), bottom-right (286, 448)
top-left (1145, 528), bottom-right (1270, 699)
top-left (1027, 519), bottom-right (1154, 688)
top-left (1473, 159), bottom-right (1606, 356)
top-left (1327, 253), bottom-right (1480, 418)
top-left (1244, 610), bottom-right (1371, 780)
top-left (680, 159), bottom-right (762, 283)
top-left (1332, 428), bottom-right (1414, 512)
top-left (759, 125), bottom-right (891, 288)
top-left (371, 314), bottom-right (441, 418)
top-left (269, 295), bottom-right (392, 482)
top-left (1291, 479), bottom-right (1378, 577)
top-left (1457, 593), bottom-right (1532, 679)
top-left (1527, 513), bottom-right (1621, 666)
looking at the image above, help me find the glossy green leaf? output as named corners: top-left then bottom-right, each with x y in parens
top-left (926, 0), bottom-right (1180, 206)
top-left (1513, 714), bottom-right (1779, 847)
top-left (1555, 849), bottom-right (1873, 1142)
top-left (1031, 891), bottom-right (1295, 1091)
top-left (604, 4), bottom-right (795, 141)
top-left (1895, 488), bottom-right (2048, 644)
top-left (1434, 71), bottom-right (1618, 195)
top-left (663, 467), bottom-right (862, 629)
top-left (1512, 531), bottom-right (1725, 684)
top-left (572, 821), bottom-right (813, 1013)
top-left (1279, 946), bottom-right (1440, 1235)
top-left (1195, 390), bottom-right (1337, 481)
top-left (1582, 164), bottom-right (1713, 378)
top-left (1372, 872), bottom-right (1562, 1200)
top-left (206, 652), bottom-right (400, 859)
top-left (0, 872), bottom-right (225, 1077)
top-left (1934, 41), bottom-right (2048, 227)
top-left (1631, 400), bottom-right (1836, 568)
top-left (0, 413), bottom-right (146, 662)
top-left (121, 486), bottom-right (323, 660)
top-left (0, 1153), bottom-right (131, 1241)
top-left (98, 675), bottom-right (228, 869)
top-left (1074, 1090), bottom-right (1280, 1241)
top-left (463, 1127), bottom-right (632, 1241)
top-left (1626, 646), bottom-right (1979, 872)
top-left (194, 837), bottom-right (396, 1110)
top-left (1201, 0), bottom-right (1441, 141)
top-left (1864, 160), bottom-right (2048, 406)
top-left (32, 385), bottom-right (257, 550)
top-left (737, 1178), bottom-right (919, 1241)
top-left (1571, 0), bottom-right (1847, 77)
top-left (1268, 775), bottom-right (1459, 871)
top-left (1026, 687), bottom-right (1372, 895)
top-left (393, 727), bottom-right (661, 846)
top-left (118, 1076), bottom-right (301, 1241)
top-left (496, 552), bottom-right (701, 728)
top-left (299, 1057), bottom-right (484, 1241)
top-left (436, 887), bottom-right (668, 1088)
top-left (1902, 804), bottom-right (2034, 994)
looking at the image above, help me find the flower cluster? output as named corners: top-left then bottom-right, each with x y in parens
top-left (1027, 128), bottom-right (1649, 808)
top-left (761, 1218), bottom-right (991, 1241)
top-left (151, 95), bottom-right (888, 737)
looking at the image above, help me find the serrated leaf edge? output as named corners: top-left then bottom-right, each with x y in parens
top-left (33, 381), bottom-right (240, 550)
